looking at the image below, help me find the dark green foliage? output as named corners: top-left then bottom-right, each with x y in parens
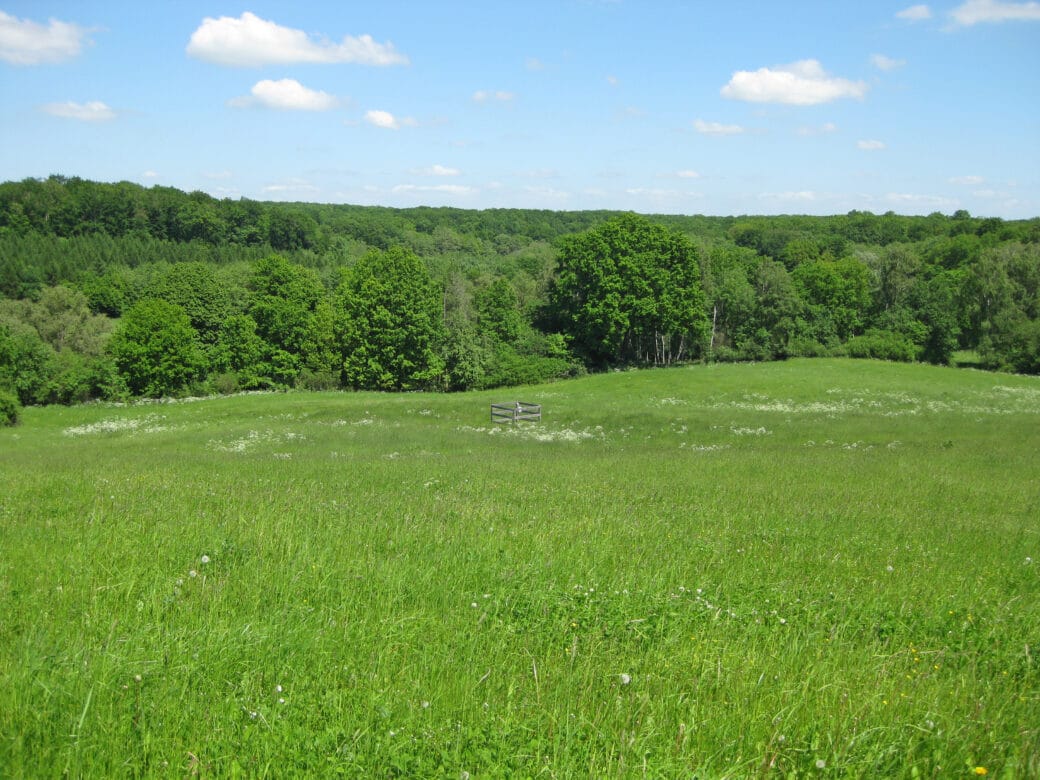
top-left (2, 176), bottom-right (1039, 400)
top-left (107, 299), bottom-right (206, 397)
top-left (335, 247), bottom-right (445, 390)
top-left (549, 214), bottom-right (708, 366)
top-left (0, 387), bottom-right (19, 425)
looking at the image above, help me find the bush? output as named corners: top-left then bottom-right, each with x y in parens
top-left (845, 330), bottom-right (917, 362)
top-left (0, 388), bottom-right (20, 426)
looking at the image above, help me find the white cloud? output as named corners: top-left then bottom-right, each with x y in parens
top-left (858, 139), bottom-right (886, 150)
top-left (950, 175), bottom-right (985, 184)
top-left (797, 122), bottom-right (838, 136)
top-left (410, 164), bottom-right (461, 177)
top-left (896, 4), bottom-right (933, 20)
top-left (950, 0), bottom-right (1040, 25)
top-left (676, 170), bottom-right (701, 179)
top-left (693, 118), bottom-right (745, 135)
top-left (871, 54), bottom-right (906, 71)
top-left (885, 192), bottom-right (958, 208)
top-left (760, 191), bottom-right (818, 202)
top-left (186, 12), bottom-right (408, 67)
top-left (721, 59), bottom-right (868, 105)
top-left (142, 170), bottom-right (159, 179)
top-left (364, 109), bottom-right (416, 129)
top-left (230, 79), bottom-right (340, 111)
top-left (606, 75), bottom-right (619, 87)
top-left (473, 90), bottom-right (515, 103)
top-left (525, 57), bottom-right (545, 71)
top-left (392, 184), bottom-right (477, 195)
top-left (262, 181), bottom-right (319, 195)
top-left (0, 10), bottom-right (91, 65)
top-left (40, 100), bottom-right (115, 121)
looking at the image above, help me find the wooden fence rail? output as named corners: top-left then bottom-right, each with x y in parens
top-left (491, 402), bottom-right (542, 424)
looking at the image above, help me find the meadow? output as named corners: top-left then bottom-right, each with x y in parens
top-left (1, 359), bottom-right (1037, 778)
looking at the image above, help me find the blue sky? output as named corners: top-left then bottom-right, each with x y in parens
top-left (1, 1), bottom-right (1038, 218)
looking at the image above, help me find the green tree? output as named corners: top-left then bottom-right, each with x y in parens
top-left (248, 255), bottom-right (326, 358)
top-left (108, 299), bottom-right (206, 397)
top-left (335, 247), bottom-right (445, 390)
top-left (144, 262), bottom-right (235, 344)
top-left (792, 258), bottom-right (871, 341)
top-left (548, 214), bottom-right (708, 367)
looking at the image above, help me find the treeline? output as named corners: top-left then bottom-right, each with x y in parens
top-left (2, 176), bottom-right (1039, 420)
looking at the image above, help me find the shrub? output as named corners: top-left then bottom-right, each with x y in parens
top-left (0, 388), bottom-right (20, 426)
top-left (845, 330), bottom-right (917, 362)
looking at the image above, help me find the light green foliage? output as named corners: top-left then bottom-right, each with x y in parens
top-left (792, 257), bottom-right (872, 342)
top-left (1, 360), bottom-right (1037, 776)
top-left (107, 299), bottom-right (206, 397)
top-left (247, 254), bottom-right (326, 359)
top-left (143, 262), bottom-right (235, 344)
top-left (0, 387), bottom-right (18, 425)
top-left (336, 247), bottom-right (445, 390)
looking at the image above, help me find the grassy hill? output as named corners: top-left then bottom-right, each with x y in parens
top-left (2, 359), bottom-right (1038, 776)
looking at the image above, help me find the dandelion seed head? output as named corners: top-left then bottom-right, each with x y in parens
top-left (619, 673), bottom-right (632, 685)
top-left (815, 759), bottom-right (826, 769)
top-left (189, 569), bottom-right (197, 578)
top-left (200, 555), bottom-right (210, 564)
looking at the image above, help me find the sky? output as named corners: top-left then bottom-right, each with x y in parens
top-left (1, 1), bottom-right (1038, 218)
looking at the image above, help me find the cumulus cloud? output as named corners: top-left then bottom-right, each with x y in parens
top-left (693, 118), bottom-right (745, 136)
top-left (950, 0), bottom-right (1040, 25)
top-left (871, 54), bottom-right (906, 71)
top-left (410, 164), bottom-right (461, 176)
top-left (721, 59), bottom-right (868, 105)
top-left (858, 139), bottom-right (886, 150)
top-left (186, 12), bottom-right (408, 67)
top-left (473, 90), bottom-right (515, 103)
top-left (230, 79), bottom-right (340, 111)
top-left (364, 109), bottom-right (416, 129)
top-left (949, 175), bottom-right (985, 184)
top-left (896, 4), bottom-right (933, 20)
top-left (0, 10), bottom-right (92, 65)
top-left (40, 100), bottom-right (115, 121)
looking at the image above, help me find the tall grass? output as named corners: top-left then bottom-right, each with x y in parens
top-left (1, 359), bottom-right (1037, 777)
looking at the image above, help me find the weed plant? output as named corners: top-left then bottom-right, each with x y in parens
top-left (1, 359), bottom-right (1037, 777)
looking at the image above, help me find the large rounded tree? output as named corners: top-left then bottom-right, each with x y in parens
top-left (108, 299), bottom-right (205, 397)
top-left (335, 247), bottom-right (445, 390)
top-left (548, 214), bottom-right (708, 366)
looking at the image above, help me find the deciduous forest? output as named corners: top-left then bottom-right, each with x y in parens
top-left (2, 176), bottom-right (1038, 419)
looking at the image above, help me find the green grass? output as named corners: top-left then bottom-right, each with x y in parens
top-left (1, 359), bottom-right (1038, 778)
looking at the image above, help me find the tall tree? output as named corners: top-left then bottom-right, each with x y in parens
top-left (107, 299), bottom-right (205, 397)
top-left (335, 247), bottom-right (445, 390)
top-left (548, 214), bottom-right (708, 366)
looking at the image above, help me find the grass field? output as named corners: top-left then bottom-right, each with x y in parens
top-left (1, 359), bottom-right (1038, 778)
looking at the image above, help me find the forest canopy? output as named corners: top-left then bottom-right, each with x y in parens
top-left (1, 176), bottom-right (1038, 414)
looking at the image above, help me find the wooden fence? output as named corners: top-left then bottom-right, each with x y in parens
top-left (491, 401), bottom-right (541, 424)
